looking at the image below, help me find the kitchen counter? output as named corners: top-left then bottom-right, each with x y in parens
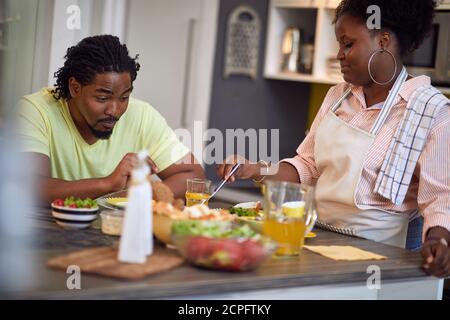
top-left (6, 207), bottom-right (444, 300)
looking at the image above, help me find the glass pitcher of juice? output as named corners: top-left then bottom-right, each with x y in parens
top-left (262, 181), bottom-right (317, 256)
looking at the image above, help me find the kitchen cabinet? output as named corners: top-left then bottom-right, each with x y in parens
top-left (437, 0), bottom-right (450, 10)
top-left (264, 0), bottom-right (450, 90)
top-left (124, 0), bottom-right (218, 135)
top-left (264, 0), bottom-right (343, 85)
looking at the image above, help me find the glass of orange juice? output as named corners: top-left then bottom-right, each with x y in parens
top-left (262, 181), bottom-right (317, 256)
top-left (185, 179), bottom-right (211, 206)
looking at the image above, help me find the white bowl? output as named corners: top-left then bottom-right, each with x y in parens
top-left (51, 203), bottom-right (99, 230)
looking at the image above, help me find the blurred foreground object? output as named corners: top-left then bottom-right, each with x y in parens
top-left (0, 117), bottom-right (36, 295)
top-left (118, 151), bottom-right (153, 264)
top-left (0, 0), bottom-right (37, 296)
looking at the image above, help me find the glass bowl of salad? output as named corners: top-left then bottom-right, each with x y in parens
top-left (171, 221), bottom-right (276, 272)
top-left (51, 196), bottom-right (99, 229)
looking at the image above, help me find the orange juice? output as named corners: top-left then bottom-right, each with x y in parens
top-left (185, 192), bottom-right (210, 207)
top-left (263, 217), bottom-right (306, 256)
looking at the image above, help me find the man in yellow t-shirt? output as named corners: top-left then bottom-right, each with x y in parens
top-left (16, 35), bottom-right (205, 204)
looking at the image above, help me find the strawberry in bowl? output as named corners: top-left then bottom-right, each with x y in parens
top-left (51, 196), bottom-right (99, 229)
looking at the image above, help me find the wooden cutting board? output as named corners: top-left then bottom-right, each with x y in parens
top-left (47, 246), bottom-right (185, 280)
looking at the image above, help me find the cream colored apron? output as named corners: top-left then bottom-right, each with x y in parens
top-left (314, 68), bottom-right (412, 248)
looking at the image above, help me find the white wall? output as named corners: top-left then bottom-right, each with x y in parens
top-left (45, 0), bottom-right (127, 88)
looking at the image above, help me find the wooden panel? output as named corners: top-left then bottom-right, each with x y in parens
top-left (47, 246), bottom-right (184, 280)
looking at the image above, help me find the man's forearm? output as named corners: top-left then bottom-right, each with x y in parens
top-left (38, 177), bottom-right (111, 206)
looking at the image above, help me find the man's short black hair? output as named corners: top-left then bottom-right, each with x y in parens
top-left (334, 0), bottom-right (437, 56)
top-left (51, 35), bottom-right (140, 100)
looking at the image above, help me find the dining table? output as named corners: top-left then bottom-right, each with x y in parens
top-left (3, 203), bottom-right (444, 300)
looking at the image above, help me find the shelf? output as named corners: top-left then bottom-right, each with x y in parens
top-left (265, 71), bottom-right (342, 85)
top-left (265, 0), bottom-right (450, 91)
top-left (437, 0), bottom-right (450, 10)
top-left (264, 6), bottom-right (318, 80)
top-left (264, 1), bottom-right (340, 85)
top-left (272, 0), bottom-right (340, 9)
top-left (273, 0), bottom-right (449, 12)
top-left (436, 86), bottom-right (450, 95)
top-left (266, 72), bottom-right (450, 94)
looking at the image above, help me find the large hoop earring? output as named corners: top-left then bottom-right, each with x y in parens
top-left (368, 48), bottom-right (397, 86)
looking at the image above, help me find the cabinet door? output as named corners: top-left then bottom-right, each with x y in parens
top-left (125, 0), bottom-right (203, 130)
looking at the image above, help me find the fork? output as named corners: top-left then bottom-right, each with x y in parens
top-left (200, 163), bottom-right (241, 205)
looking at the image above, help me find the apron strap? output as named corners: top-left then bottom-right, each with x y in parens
top-left (369, 67), bottom-right (408, 135)
top-left (331, 88), bottom-right (352, 112)
top-left (331, 67), bottom-right (409, 136)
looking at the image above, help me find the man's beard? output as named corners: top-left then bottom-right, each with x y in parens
top-left (88, 117), bottom-right (119, 140)
top-left (88, 126), bottom-right (113, 139)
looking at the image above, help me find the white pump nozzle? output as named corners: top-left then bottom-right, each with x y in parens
top-left (137, 150), bottom-right (148, 163)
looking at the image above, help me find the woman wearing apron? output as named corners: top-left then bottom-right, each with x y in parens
top-left (217, 0), bottom-right (450, 278)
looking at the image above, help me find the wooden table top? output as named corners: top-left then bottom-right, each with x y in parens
top-left (9, 206), bottom-right (432, 299)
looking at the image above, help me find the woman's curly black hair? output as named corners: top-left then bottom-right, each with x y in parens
top-left (334, 0), bottom-right (437, 56)
top-left (51, 35), bottom-right (140, 101)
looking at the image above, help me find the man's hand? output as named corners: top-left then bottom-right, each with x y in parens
top-left (146, 156), bottom-right (159, 174)
top-left (105, 153), bottom-right (159, 192)
top-left (24, 152), bottom-right (161, 205)
top-left (421, 227), bottom-right (450, 278)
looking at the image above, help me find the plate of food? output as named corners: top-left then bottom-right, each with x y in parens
top-left (231, 202), bottom-right (317, 238)
top-left (97, 181), bottom-right (178, 210)
top-left (153, 202), bottom-right (235, 245)
top-left (230, 202), bottom-right (264, 218)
